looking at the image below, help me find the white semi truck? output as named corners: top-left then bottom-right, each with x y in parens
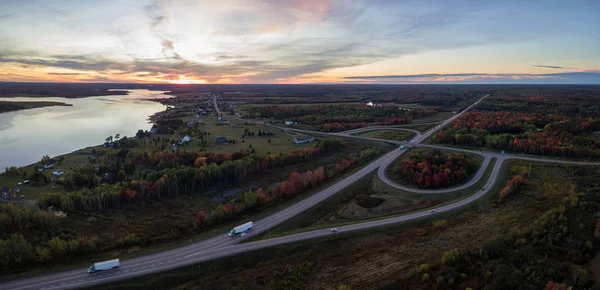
top-left (87, 259), bottom-right (120, 274)
top-left (228, 221), bottom-right (253, 237)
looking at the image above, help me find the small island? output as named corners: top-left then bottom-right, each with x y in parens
top-left (0, 100), bottom-right (72, 113)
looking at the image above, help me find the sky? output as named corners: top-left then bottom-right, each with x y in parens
top-left (0, 0), bottom-right (599, 84)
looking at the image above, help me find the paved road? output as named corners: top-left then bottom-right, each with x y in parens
top-left (211, 93), bottom-right (222, 115)
top-left (338, 121), bottom-right (444, 135)
top-left (9, 93), bottom-right (600, 290)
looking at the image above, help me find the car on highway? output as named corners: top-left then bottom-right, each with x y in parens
top-left (241, 233), bottom-right (247, 237)
top-left (481, 187), bottom-right (485, 191)
top-left (429, 209), bottom-right (436, 213)
top-left (330, 228), bottom-right (338, 233)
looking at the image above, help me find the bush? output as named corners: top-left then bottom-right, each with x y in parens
top-left (117, 233), bottom-right (140, 247)
top-left (436, 276), bottom-right (445, 286)
top-left (421, 273), bottom-right (430, 283)
top-left (418, 263), bottom-right (430, 273)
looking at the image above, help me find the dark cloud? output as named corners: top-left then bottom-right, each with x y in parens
top-left (143, 1), bottom-right (180, 59)
top-left (346, 73), bottom-right (488, 79)
top-left (344, 72), bottom-right (600, 84)
top-left (0, 13), bottom-right (15, 20)
top-left (533, 64), bottom-right (577, 69)
top-left (47, 72), bottom-right (88, 76)
top-left (0, 54), bottom-right (126, 71)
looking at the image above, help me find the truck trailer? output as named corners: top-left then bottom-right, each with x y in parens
top-left (88, 259), bottom-right (120, 274)
top-left (228, 221), bottom-right (253, 237)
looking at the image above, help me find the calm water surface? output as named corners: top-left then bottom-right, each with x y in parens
top-left (0, 89), bottom-right (168, 170)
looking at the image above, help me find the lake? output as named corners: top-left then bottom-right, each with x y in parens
top-left (0, 89), bottom-right (168, 171)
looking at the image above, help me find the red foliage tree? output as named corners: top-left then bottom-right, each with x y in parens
top-left (124, 188), bottom-right (136, 201)
top-left (282, 181), bottom-right (296, 198)
top-left (196, 210), bottom-right (205, 224)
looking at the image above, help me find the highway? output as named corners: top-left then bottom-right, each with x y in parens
top-left (5, 93), bottom-right (600, 290)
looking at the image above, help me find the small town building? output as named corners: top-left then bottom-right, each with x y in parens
top-left (52, 170), bottom-right (65, 177)
top-left (179, 135), bottom-right (191, 145)
top-left (215, 136), bottom-right (229, 144)
top-left (294, 136), bottom-right (314, 144)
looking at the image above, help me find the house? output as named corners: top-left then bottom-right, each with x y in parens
top-left (367, 101), bottom-right (374, 106)
top-left (52, 170), bottom-right (65, 178)
top-left (294, 136), bottom-right (314, 144)
top-left (150, 124), bottom-right (158, 134)
top-left (172, 143), bottom-right (178, 151)
top-left (215, 136), bottom-right (229, 144)
top-left (179, 135), bottom-right (191, 145)
top-left (102, 172), bottom-right (115, 184)
top-left (285, 121), bottom-right (296, 126)
top-left (1, 186), bottom-right (11, 199)
top-left (186, 118), bottom-right (199, 127)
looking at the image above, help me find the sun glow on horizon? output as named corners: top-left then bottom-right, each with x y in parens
top-left (170, 76), bottom-right (208, 84)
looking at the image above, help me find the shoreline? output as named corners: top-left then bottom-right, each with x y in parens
top-left (0, 100), bottom-right (73, 113)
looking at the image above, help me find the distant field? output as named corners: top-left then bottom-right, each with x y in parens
top-left (138, 116), bottom-right (314, 155)
top-left (354, 129), bottom-right (415, 141)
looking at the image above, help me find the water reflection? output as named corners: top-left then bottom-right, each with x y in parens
top-left (0, 89), bottom-right (168, 170)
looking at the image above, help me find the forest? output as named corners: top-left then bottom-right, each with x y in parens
top-left (0, 137), bottom-right (383, 272)
top-left (432, 90), bottom-right (600, 159)
top-left (37, 139), bottom-right (345, 212)
top-left (389, 149), bottom-right (478, 189)
top-left (247, 104), bottom-right (436, 132)
top-left (396, 165), bottom-right (598, 290)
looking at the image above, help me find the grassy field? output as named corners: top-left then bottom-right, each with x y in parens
top-left (138, 116), bottom-right (313, 155)
top-left (87, 160), bottom-right (576, 290)
top-left (0, 146), bottom-right (110, 201)
top-left (354, 129), bottom-right (415, 141)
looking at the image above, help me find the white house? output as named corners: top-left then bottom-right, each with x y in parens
top-left (367, 101), bottom-right (374, 106)
top-left (294, 136), bottom-right (314, 144)
top-left (52, 170), bottom-right (65, 177)
top-left (179, 135), bottom-right (191, 145)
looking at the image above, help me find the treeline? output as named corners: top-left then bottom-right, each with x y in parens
top-left (196, 148), bottom-right (381, 227)
top-left (0, 204), bottom-right (100, 270)
top-left (246, 103), bottom-right (437, 129)
top-left (433, 111), bottom-right (600, 159)
top-left (321, 117), bottom-right (412, 132)
top-left (0, 234), bottom-right (100, 270)
top-left (478, 89), bottom-right (600, 118)
top-left (0, 101), bottom-right (71, 113)
top-left (392, 149), bottom-right (477, 188)
top-left (39, 140), bottom-right (345, 212)
top-left (0, 204), bottom-right (57, 239)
